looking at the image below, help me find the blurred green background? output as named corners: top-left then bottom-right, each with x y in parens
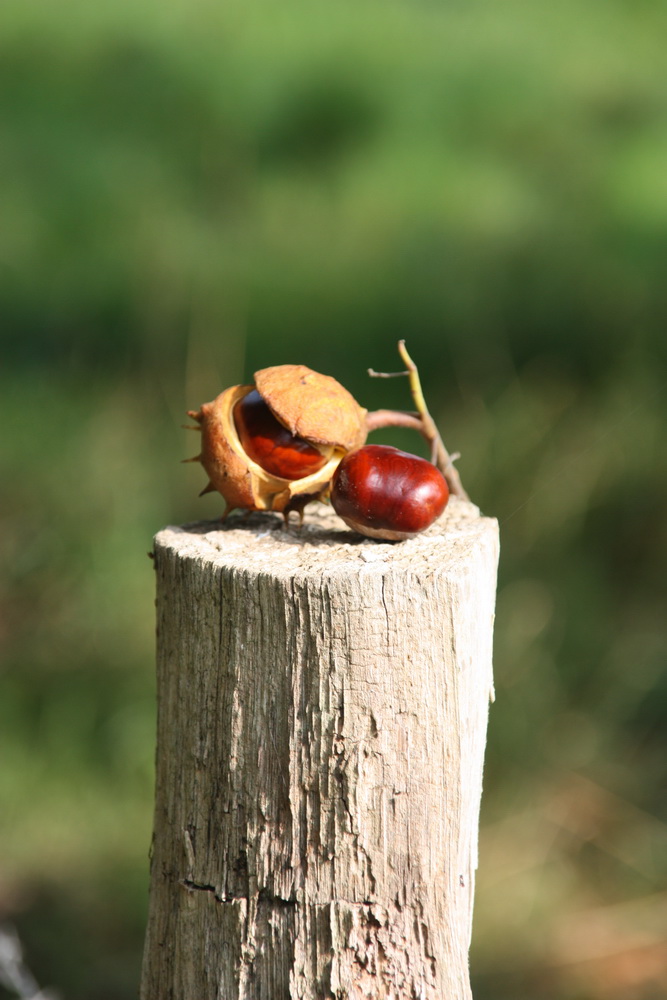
top-left (2, 0), bottom-right (666, 997)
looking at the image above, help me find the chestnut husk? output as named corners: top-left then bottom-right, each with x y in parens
top-left (188, 365), bottom-right (368, 516)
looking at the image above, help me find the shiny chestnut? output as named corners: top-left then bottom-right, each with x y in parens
top-left (234, 389), bottom-right (328, 481)
top-left (330, 444), bottom-right (449, 540)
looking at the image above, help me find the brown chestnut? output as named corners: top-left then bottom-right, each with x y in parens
top-left (330, 444), bottom-right (449, 540)
top-left (234, 389), bottom-right (329, 480)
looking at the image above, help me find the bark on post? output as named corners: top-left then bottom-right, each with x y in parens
top-left (141, 499), bottom-right (499, 1000)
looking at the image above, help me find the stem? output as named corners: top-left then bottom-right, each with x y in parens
top-left (365, 410), bottom-right (423, 434)
top-left (366, 409), bottom-right (446, 460)
top-left (366, 341), bottom-right (470, 501)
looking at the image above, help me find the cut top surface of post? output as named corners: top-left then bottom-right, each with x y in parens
top-left (155, 496), bottom-right (497, 578)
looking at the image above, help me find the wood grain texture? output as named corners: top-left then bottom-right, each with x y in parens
top-left (140, 499), bottom-right (499, 1000)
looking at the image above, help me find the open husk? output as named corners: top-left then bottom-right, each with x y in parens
top-left (188, 366), bottom-right (367, 516)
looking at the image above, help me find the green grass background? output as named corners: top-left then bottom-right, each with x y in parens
top-left (2, 1), bottom-right (667, 997)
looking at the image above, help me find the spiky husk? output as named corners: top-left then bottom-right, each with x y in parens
top-left (190, 384), bottom-right (348, 515)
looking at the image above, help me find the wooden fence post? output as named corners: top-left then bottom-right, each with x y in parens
top-left (140, 499), bottom-right (499, 1000)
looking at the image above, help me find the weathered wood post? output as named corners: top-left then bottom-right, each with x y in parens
top-left (141, 499), bottom-right (498, 999)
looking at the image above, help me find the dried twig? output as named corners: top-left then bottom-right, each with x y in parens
top-left (366, 341), bottom-right (470, 501)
